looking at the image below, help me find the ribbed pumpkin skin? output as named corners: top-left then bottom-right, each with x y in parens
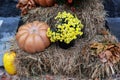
top-left (16, 21), bottom-right (50, 53)
top-left (34, 0), bottom-right (55, 7)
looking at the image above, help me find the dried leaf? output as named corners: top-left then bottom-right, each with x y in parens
top-left (98, 44), bottom-right (120, 64)
top-left (104, 50), bottom-right (112, 59)
top-left (94, 78), bottom-right (99, 80)
top-left (106, 44), bottom-right (115, 49)
top-left (90, 42), bottom-right (105, 54)
top-left (46, 75), bottom-right (54, 80)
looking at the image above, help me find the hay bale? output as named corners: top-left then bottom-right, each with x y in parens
top-left (11, 0), bottom-right (120, 79)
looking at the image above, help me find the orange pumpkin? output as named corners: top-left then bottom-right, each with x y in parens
top-left (68, 0), bottom-right (73, 3)
top-left (16, 21), bottom-right (50, 53)
top-left (34, 0), bottom-right (55, 7)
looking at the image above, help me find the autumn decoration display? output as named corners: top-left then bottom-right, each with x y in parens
top-left (9, 0), bottom-right (120, 79)
top-left (16, 0), bottom-right (55, 15)
top-left (47, 11), bottom-right (83, 48)
top-left (16, 21), bottom-right (50, 53)
top-left (3, 51), bottom-right (17, 75)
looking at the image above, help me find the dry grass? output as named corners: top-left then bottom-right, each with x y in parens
top-left (10, 0), bottom-right (120, 79)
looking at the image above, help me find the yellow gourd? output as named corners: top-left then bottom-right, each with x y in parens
top-left (3, 51), bottom-right (16, 75)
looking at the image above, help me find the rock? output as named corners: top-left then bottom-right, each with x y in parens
top-left (0, 17), bottom-right (20, 66)
top-left (104, 0), bottom-right (120, 17)
top-left (0, 0), bottom-right (20, 17)
top-left (106, 18), bottom-right (120, 41)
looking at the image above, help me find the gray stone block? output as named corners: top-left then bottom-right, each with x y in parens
top-left (0, 16), bottom-right (20, 66)
top-left (106, 17), bottom-right (120, 41)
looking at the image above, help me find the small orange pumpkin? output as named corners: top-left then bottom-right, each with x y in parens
top-left (16, 21), bottom-right (50, 53)
top-left (68, 0), bottom-right (73, 3)
top-left (34, 0), bottom-right (55, 7)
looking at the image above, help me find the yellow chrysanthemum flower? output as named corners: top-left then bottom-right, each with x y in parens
top-left (47, 11), bottom-right (84, 44)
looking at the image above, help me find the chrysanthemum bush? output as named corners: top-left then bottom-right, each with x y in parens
top-left (47, 11), bottom-right (84, 44)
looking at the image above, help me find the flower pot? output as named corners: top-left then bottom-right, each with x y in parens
top-left (58, 40), bottom-right (75, 49)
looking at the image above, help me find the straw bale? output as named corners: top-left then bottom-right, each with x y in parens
top-left (11, 0), bottom-right (120, 79)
